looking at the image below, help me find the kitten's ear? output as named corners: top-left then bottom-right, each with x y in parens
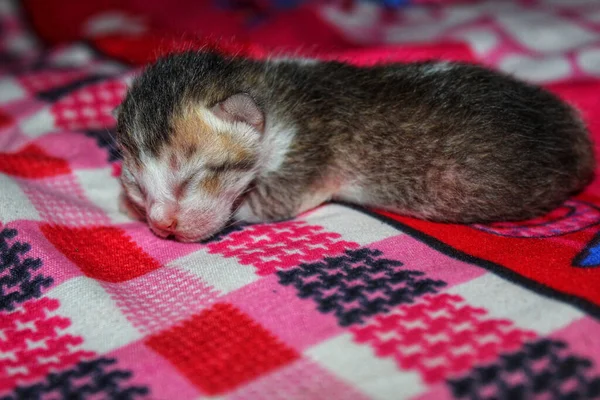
top-left (210, 93), bottom-right (264, 132)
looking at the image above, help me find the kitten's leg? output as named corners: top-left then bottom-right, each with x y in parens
top-left (234, 179), bottom-right (332, 223)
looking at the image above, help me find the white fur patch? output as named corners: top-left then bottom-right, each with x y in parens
top-left (298, 190), bottom-right (334, 215)
top-left (139, 153), bottom-right (174, 203)
top-left (260, 120), bottom-right (296, 174)
top-left (233, 200), bottom-right (260, 223)
top-left (199, 107), bottom-right (259, 144)
top-left (334, 182), bottom-right (371, 205)
top-left (268, 57), bottom-right (319, 66)
top-left (421, 61), bottom-right (455, 76)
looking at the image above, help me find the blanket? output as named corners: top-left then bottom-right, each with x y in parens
top-left (1, 0), bottom-right (599, 399)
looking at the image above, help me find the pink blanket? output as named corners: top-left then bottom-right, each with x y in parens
top-left (1, 0), bottom-right (599, 399)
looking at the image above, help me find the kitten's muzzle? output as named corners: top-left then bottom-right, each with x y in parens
top-left (149, 217), bottom-right (178, 238)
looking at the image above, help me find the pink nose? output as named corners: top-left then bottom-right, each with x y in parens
top-left (152, 218), bottom-right (178, 234)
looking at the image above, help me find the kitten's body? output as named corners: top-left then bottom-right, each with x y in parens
top-left (116, 51), bottom-right (594, 241)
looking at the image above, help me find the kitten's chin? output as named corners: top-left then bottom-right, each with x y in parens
top-left (173, 234), bottom-right (202, 243)
top-left (170, 216), bottom-right (230, 243)
top-left (152, 227), bottom-right (223, 243)
top-left (172, 229), bottom-right (221, 243)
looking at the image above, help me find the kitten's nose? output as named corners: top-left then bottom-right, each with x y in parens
top-left (148, 202), bottom-right (179, 237)
top-left (153, 218), bottom-right (178, 232)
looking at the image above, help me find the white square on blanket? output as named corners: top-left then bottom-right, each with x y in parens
top-left (0, 174), bottom-right (41, 222)
top-left (19, 108), bottom-right (56, 138)
top-left (306, 333), bottom-right (426, 400)
top-left (448, 273), bottom-right (585, 335)
top-left (302, 204), bottom-right (400, 246)
top-left (168, 248), bottom-right (260, 295)
top-left (74, 168), bottom-right (131, 224)
top-left (0, 78), bottom-right (26, 104)
top-left (48, 276), bottom-right (142, 353)
top-left (497, 11), bottom-right (597, 53)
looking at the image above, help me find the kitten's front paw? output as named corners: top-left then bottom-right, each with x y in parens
top-left (233, 200), bottom-right (264, 223)
top-left (233, 188), bottom-right (300, 223)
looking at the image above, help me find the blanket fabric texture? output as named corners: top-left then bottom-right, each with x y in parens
top-left (0, 0), bottom-right (599, 399)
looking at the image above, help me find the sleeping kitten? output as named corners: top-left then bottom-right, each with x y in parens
top-left (115, 51), bottom-right (594, 242)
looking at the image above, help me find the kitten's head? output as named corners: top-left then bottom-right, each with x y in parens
top-left (116, 57), bottom-right (264, 242)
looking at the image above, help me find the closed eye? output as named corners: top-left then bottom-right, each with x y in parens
top-left (175, 176), bottom-right (193, 199)
top-left (206, 160), bottom-right (255, 173)
top-left (205, 164), bottom-right (228, 174)
top-left (132, 180), bottom-right (146, 198)
top-left (122, 169), bottom-right (146, 198)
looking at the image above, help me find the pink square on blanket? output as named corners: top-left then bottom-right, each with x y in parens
top-left (551, 317), bottom-right (600, 374)
top-left (51, 79), bottom-right (126, 132)
top-left (412, 383), bottom-right (456, 400)
top-left (34, 132), bottom-right (114, 170)
top-left (120, 221), bottom-right (206, 266)
top-left (224, 275), bottom-right (345, 351)
top-left (206, 220), bottom-right (359, 275)
top-left (19, 70), bottom-right (89, 94)
top-left (227, 358), bottom-right (370, 400)
top-left (102, 267), bottom-right (219, 334)
top-left (20, 175), bottom-right (110, 226)
top-left (0, 100), bottom-right (48, 147)
top-left (369, 234), bottom-right (486, 288)
top-left (107, 340), bottom-right (200, 400)
top-left (351, 293), bottom-right (537, 384)
top-left (1, 96), bottom-right (45, 120)
top-left (146, 303), bottom-right (299, 395)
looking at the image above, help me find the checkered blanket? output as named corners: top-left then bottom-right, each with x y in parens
top-left (1, 0), bottom-right (599, 399)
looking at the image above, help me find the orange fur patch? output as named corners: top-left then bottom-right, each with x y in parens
top-left (170, 106), bottom-right (253, 166)
top-left (200, 175), bottom-right (221, 195)
top-left (171, 108), bottom-right (211, 151)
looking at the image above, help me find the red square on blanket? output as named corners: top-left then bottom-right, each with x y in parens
top-left (145, 303), bottom-right (299, 395)
top-left (0, 144), bottom-right (70, 179)
top-left (40, 224), bottom-right (162, 282)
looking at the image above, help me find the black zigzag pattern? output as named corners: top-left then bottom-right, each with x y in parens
top-left (448, 339), bottom-right (600, 400)
top-left (0, 228), bottom-right (53, 311)
top-left (85, 128), bottom-right (122, 162)
top-left (36, 74), bottom-right (110, 102)
top-left (3, 358), bottom-right (150, 400)
top-left (200, 222), bottom-right (249, 244)
top-left (278, 248), bottom-right (446, 326)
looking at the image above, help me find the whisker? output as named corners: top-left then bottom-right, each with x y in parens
top-left (100, 127), bottom-right (121, 153)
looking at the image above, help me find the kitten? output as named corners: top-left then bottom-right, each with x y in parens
top-left (115, 50), bottom-right (595, 242)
